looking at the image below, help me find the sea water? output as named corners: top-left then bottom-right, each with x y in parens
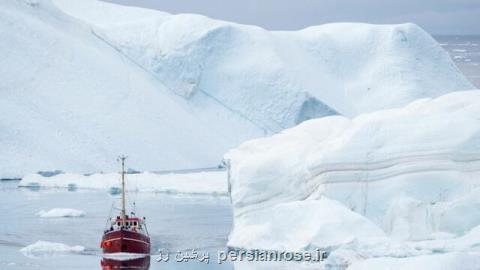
top-left (0, 180), bottom-right (232, 269)
top-left (435, 35), bottom-right (480, 88)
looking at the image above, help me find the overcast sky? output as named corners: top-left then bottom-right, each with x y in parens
top-left (103, 0), bottom-right (480, 35)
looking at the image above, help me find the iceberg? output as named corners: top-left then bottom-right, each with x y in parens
top-left (0, 0), bottom-right (473, 178)
top-left (53, 0), bottom-right (473, 129)
top-left (225, 90), bottom-right (480, 253)
top-left (20, 241), bottom-right (85, 258)
top-left (36, 208), bottom-right (86, 218)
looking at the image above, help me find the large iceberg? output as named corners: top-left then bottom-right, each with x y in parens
top-left (53, 0), bottom-right (473, 130)
top-left (225, 90), bottom-right (480, 257)
top-left (0, 0), bottom-right (473, 178)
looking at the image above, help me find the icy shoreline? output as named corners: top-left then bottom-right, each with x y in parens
top-left (18, 170), bottom-right (228, 196)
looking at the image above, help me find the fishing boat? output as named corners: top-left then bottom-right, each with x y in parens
top-left (100, 156), bottom-right (150, 255)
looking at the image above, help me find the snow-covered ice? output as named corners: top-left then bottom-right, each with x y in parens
top-left (19, 170), bottom-right (228, 195)
top-left (36, 208), bottom-right (86, 218)
top-left (20, 241), bottom-right (85, 258)
top-left (225, 90), bottom-right (480, 266)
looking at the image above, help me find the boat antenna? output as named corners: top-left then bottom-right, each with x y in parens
top-left (117, 155), bottom-right (128, 227)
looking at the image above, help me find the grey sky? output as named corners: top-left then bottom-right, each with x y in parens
top-left (103, 0), bottom-right (480, 35)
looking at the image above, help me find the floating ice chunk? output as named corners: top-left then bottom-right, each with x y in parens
top-left (109, 186), bottom-right (122, 195)
top-left (20, 241), bottom-right (85, 258)
top-left (36, 208), bottom-right (85, 218)
top-left (37, 170), bottom-right (64, 177)
top-left (67, 183), bottom-right (78, 191)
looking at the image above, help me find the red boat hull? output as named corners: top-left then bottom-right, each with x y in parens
top-left (101, 256), bottom-right (150, 270)
top-left (101, 230), bottom-right (150, 254)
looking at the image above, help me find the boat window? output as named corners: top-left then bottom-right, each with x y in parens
top-left (134, 221), bottom-right (137, 226)
top-left (117, 222), bottom-right (120, 226)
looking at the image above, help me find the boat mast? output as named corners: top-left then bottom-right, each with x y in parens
top-left (119, 155), bottom-right (127, 227)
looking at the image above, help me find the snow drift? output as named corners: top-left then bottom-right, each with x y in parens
top-left (36, 208), bottom-right (86, 218)
top-left (225, 90), bottom-right (480, 254)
